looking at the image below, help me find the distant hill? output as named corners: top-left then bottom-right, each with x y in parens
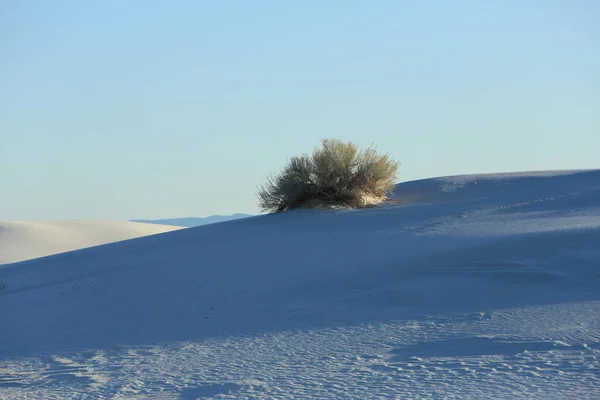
top-left (131, 214), bottom-right (253, 227)
top-left (0, 220), bottom-right (182, 265)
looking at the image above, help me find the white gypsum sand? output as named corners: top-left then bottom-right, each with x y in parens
top-left (0, 220), bottom-right (183, 264)
top-left (1, 169), bottom-right (599, 399)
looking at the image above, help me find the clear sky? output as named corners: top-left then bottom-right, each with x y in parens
top-left (1, 0), bottom-right (598, 220)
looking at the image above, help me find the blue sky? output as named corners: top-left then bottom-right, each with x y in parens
top-left (1, 0), bottom-right (598, 220)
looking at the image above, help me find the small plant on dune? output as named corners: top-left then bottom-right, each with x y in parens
top-left (258, 138), bottom-right (400, 213)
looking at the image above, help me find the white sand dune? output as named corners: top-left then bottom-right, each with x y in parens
top-left (1, 169), bottom-right (600, 399)
top-left (0, 220), bottom-right (183, 265)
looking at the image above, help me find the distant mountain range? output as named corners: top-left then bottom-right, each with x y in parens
top-left (131, 214), bottom-right (253, 227)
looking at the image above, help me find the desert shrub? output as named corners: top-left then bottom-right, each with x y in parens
top-left (258, 138), bottom-right (399, 213)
